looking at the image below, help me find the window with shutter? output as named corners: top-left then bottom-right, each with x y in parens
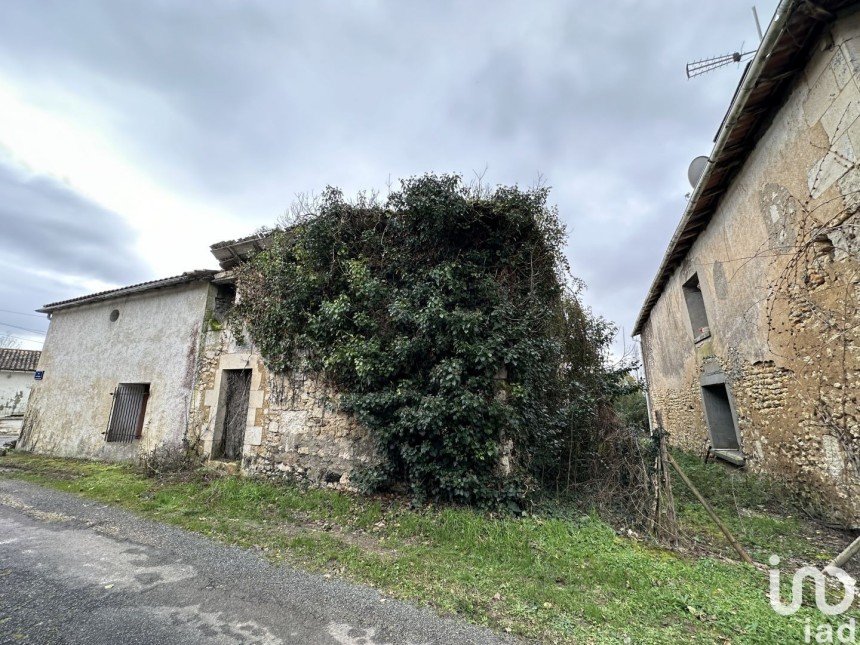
top-left (105, 383), bottom-right (150, 442)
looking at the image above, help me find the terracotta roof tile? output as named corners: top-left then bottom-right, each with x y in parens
top-left (0, 348), bottom-right (40, 372)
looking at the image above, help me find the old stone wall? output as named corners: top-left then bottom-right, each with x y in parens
top-left (192, 323), bottom-right (378, 488)
top-left (248, 369), bottom-right (378, 486)
top-left (19, 282), bottom-right (212, 461)
top-left (641, 13), bottom-right (860, 526)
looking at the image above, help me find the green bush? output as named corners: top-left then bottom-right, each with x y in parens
top-left (234, 174), bottom-right (627, 506)
top-left (614, 375), bottom-right (649, 432)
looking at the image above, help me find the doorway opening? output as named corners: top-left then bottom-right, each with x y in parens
top-left (213, 369), bottom-right (252, 461)
top-left (701, 382), bottom-right (743, 465)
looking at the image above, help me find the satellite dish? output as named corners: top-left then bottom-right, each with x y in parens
top-left (687, 156), bottom-right (709, 188)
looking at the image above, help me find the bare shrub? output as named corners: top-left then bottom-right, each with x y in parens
top-left (141, 441), bottom-right (204, 478)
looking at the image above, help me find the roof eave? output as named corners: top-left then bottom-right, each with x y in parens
top-left (210, 232), bottom-right (273, 270)
top-left (38, 270), bottom-right (219, 314)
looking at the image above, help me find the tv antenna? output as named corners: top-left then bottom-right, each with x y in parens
top-left (685, 6), bottom-right (764, 79)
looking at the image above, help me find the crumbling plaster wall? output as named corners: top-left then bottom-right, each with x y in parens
top-left (192, 323), bottom-right (378, 488)
top-left (19, 283), bottom-right (212, 461)
top-left (0, 370), bottom-right (33, 419)
top-left (641, 15), bottom-right (860, 525)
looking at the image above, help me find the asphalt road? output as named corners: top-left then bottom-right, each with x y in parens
top-left (0, 479), bottom-right (516, 645)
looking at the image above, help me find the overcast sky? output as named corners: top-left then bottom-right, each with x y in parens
top-left (0, 0), bottom-right (777, 352)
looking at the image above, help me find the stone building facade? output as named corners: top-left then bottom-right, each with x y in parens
top-left (19, 252), bottom-right (378, 488)
top-left (634, 1), bottom-right (860, 526)
top-left (198, 237), bottom-right (381, 486)
top-left (191, 322), bottom-right (378, 486)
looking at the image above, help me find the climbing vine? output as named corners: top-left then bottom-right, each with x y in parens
top-left (233, 174), bottom-right (631, 506)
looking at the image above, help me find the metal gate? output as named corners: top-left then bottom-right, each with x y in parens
top-left (105, 383), bottom-right (150, 443)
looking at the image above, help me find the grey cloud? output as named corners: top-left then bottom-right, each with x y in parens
top-left (0, 262), bottom-right (62, 341)
top-left (0, 156), bottom-right (150, 286)
top-left (0, 0), bottom-right (779, 349)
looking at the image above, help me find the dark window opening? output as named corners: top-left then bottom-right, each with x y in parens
top-left (109, 309), bottom-right (120, 322)
top-left (701, 382), bottom-right (742, 463)
top-left (213, 284), bottom-right (237, 323)
top-left (106, 383), bottom-right (150, 442)
top-left (683, 274), bottom-right (711, 342)
top-left (213, 369), bottom-right (252, 461)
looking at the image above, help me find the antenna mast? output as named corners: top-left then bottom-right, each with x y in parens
top-left (684, 6), bottom-right (763, 80)
top-left (686, 50), bottom-right (756, 78)
top-left (752, 6), bottom-right (764, 41)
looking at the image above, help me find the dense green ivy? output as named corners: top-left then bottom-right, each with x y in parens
top-left (234, 175), bottom-right (625, 507)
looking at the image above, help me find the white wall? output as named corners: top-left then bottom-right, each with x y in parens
top-left (19, 281), bottom-right (213, 461)
top-left (0, 370), bottom-right (33, 417)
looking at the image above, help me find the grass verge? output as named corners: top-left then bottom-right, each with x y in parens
top-left (1, 451), bottom-right (856, 644)
top-left (671, 451), bottom-right (849, 566)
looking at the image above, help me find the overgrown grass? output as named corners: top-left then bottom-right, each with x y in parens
top-left (1, 451), bottom-right (855, 644)
top-left (671, 451), bottom-right (838, 564)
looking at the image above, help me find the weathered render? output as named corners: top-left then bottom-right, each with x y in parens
top-left (19, 273), bottom-right (216, 460)
top-left (635, 3), bottom-right (860, 526)
top-left (0, 349), bottom-right (40, 434)
top-left (19, 259), bottom-right (379, 487)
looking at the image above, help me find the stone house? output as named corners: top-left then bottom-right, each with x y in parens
top-left (0, 348), bottom-right (40, 434)
top-left (634, 0), bottom-right (860, 526)
top-left (19, 242), bottom-right (377, 487)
